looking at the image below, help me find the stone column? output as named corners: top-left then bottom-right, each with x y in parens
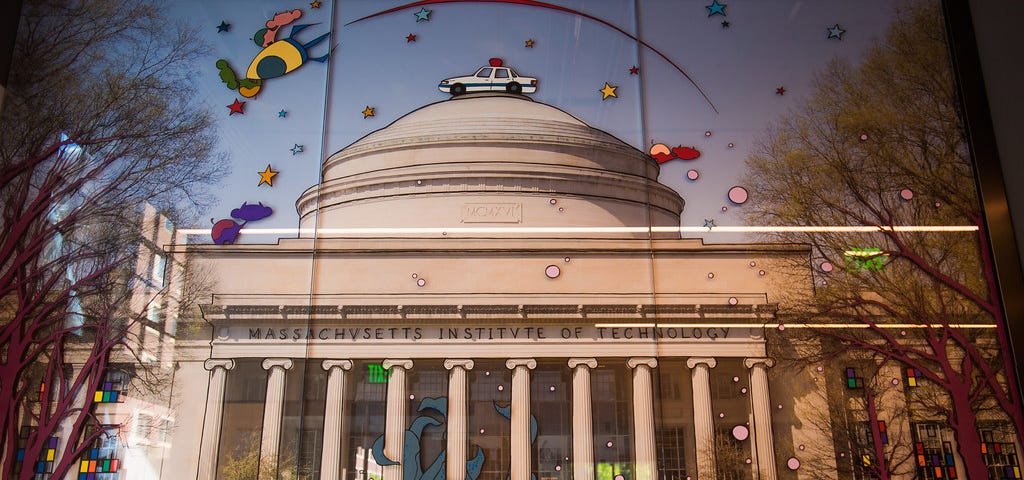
top-left (445, 359), bottom-right (475, 480)
top-left (745, 358), bottom-right (778, 480)
top-left (260, 358), bottom-right (293, 479)
top-left (321, 360), bottom-right (353, 480)
top-left (628, 358), bottom-right (659, 480)
top-left (383, 359), bottom-right (414, 480)
top-left (197, 359), bottom-right (235, 480)
top-left (687, 357), bottom-right (717, 480)
top-left (506, 358), bottom-right (537, 480)
top-left (568, 358), bottom-right (598, 480)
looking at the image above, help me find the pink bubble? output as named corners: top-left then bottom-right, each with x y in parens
top-left (718, 412), bottom-right (725, 418)
top-left (480, 428), bottom-right (486, 434)
top-left (409, 394), bottom-right (415, 400)
top-left (758, 270), bottom-right (766, 276)
top-left (728, 186), bottom-right (749, 204)
top-left (816, 366), bottom-right (824, 372)
top-left (555, 465), bottom-right (561, 471)
top-left (799, 444), bottom-right (805, 451)
top-left (607, 441), bottom-right (614, 448)
top-left (545, 265), bottom-right (561, 278)
top-left (704, 130), bottom-right (712, 137)
top-left (549, 385), bottom-right (556, 392)
top-left (899, 188), bottom-right (914, 201)
top-left (686, 169), bottom-right (700, 181)
top-left (745, 458), bottom-right (752, 464)
top-left (732, 376), bottom-right (740, 382)
top-left (721, 206), bottom-right (728, 212)
top-left (859, 133), bottom-right (869, 141)
top-left (417, 278), bottom-right (426, 287)
top-left (411, 273), bottom-right (418, 278)
top-left (787, 458), bottom-right (801, 470)
top-left (891, 378), bottom-right (899, 385)
top-left (485, 371), bottom-right (490, 376)
top-left (615, 476), bottom-right (624, 480)
top-left (749, 261), bottom-right (756, 267)
top-left (728, 142), bottom-right (735, 148)
top-left (549, 199), bottom-right (557, 205)
top-left (707, 272), bottom-right (715, 279)
top-left (729, 297), bottom-right (738, 305)
top-left (740, 387), bottom-right (748, 394)
top-left (564, 257), bottom-right (571, 262)
top-left (777, 404), bottom-right (783, 409)
top-left (777, 324), bottom-right (786, 331)
top-left (497, 385), bottom-right (504, 391)
top-left (558, 207), bottom-right (564, 212)
top-left (820, 262), bottom-right (834, 273)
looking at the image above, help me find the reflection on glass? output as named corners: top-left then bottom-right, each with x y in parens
top-left (407, 362), bottom-right (447, 475)
top-left (216, 359), bottom-right (266, 479)
top-left (532, 360), bottom-right (572, 479)
top-left (593, 361), bottom-right (632, 480)
top-left (279, 360), bottom-right (327, 478)
top-left (469, 361), bottom-right (511, 480)
top-left (654, 359), bottom-right (695, 480)
top-left (344, 360), bottom-right (387, 480)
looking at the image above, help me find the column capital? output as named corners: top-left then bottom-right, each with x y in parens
top-left (568, 358), bottom-right (598, 369)
top-left (444, 359), bottom-right (475, 371)
top-left (322, 360), bottom-right (353, 371)
top-left (506, 358), bottom-right (537, 370)
top-left (686, 357), bottom-right (717, 369)
top-left (204, 358), bottom-right (235, 371)
top-left (743, 357), bottom-right (776, 369)
top-left (262, 358), bottom-right (294, 371)
top-left (627, 357), bottom-right (658, 369)
top-left (383, 359), bottom-right (414, 370)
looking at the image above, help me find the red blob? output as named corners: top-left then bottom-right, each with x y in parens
top-left (489, 57), bottom-right (503, 67)
top-left (671, 146), bottom-right (701, 160)
top-left (651, 152), bottom-right (675, 164)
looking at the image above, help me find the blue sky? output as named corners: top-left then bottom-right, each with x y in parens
top-left (172, 0), bottom-right (908, 243)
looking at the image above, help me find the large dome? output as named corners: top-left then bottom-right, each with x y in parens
top-left (297, 93), bottom-right (683, 237)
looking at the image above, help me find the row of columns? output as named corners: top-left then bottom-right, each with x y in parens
top-left (197, 357), bottom-right (777, 480)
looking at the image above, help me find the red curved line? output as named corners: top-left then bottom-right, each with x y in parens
top-left (346, 0), bottom-right (718, 113)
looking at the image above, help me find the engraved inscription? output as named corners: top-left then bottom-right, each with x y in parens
top-left (460, 203), bottom-right (522, 223)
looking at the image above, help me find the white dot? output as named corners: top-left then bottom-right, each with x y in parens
top-left (704, 130), bottom-right (712, 137)
top-left (732, 376), bottom-right (740, 382)
top-left (741, 387), bottom-right (748, 394)
top-left (558, 207), bottom-right (564, 212)
top-left (411, 273), bottom-right (418, 278)
top-left (799, 444), bottom-right (805, 451)
top-left (549, 199), bottom-right (557, 205)
top-left (606, 441), bottom-right (614, 448)
top-left (728, 142), bottom-right (735, 148)
top-left (555, 466), bottom-right (561, 471)
top-left (545, 265), bottom-right (561, 278)
top-left (485, 371), bottom-right (490, 376)
top-left (892, 378), bottom-right (900, 385)
top-left (564, 257), bottom-right (571, 262)
top-left (859, 133), bottom-right (869, 141)
top-left (707, 272), bottom-right (714, 279)
top-left (718, 412), bottom-right (725, 418)
top-left (816, 366), bottom-right (824, 372)
top-left (745, 458), bottom-right (752, 464)
top-left (721, 206), bottom-right (728, 212)
top-left (480, 429), bottom-right (486, 434)
top-left (497, 385), bottom-right (504, 391)
top-left (686, 169), bottom-right (700, 181)
top-left (549, 385), bottom-right (556, 391)
top-left (729, 297), bottom-right (738, 305)
top-left (749, 261), bottom-right (756, 267)
top-left (409, 394), bottom-right (415, 400)
top-left (417, 278), bottom-right (426, 287)
top-left (758, 270), bottom-right (766, 276)
top-left (777, 404), bottom-right (783, 409)
top-left (416, 180), bottom-right (423, 185)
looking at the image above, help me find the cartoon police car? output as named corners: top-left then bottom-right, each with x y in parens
top-left (439, 58), bottom-right (538, 95)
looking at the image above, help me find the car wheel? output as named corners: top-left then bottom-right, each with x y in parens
top-left (506, 82), bottom-right (522, 94)
top-left (451, 84), bottom-right (466, 95)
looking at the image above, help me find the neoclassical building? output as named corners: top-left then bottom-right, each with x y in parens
top-left (167, 93), bottom-right (830, 480)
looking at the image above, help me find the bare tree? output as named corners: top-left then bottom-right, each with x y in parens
top-left (0, 0), bottom-right (225, 478)
top-left (743, 2), bottom-right (1022, 478)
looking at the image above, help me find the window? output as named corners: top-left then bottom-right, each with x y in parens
top-left (912, 423), bottom-right (958, 479)
top-left (94, 366), bottom-right (132, 404)
top-left (14, 427), bottom-right (58, 479)
top-left (476, 68), bottom-right (492, 78)
top-left (78, 426), bottom-right (121, 480)
top-left (495, 68), bottom-right (509, 79)
top-left (980, 427), bottom-right (1021, 480)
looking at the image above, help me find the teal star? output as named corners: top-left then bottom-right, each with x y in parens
top-left (217, 21), bottom-right (231, 33)
top-left (706, 0), bottom-right (726, 17)
top-left (278, 110), bottom-right (287, 118)
top-left (827, 24), bottom-right (846, 40)
top-left (704, 219), bottom-right (716, 230)
top-left (414, 7), bottom-right (431, 22)
top-left (291, 144), bottom-right (303, 155)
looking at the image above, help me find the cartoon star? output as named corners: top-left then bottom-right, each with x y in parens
top-left (278, 110), bottom-right (287, 118)
top-left (706, 0), bottom-right (727, 17)
top-left (406, 33), bottom-right (417, 42)
top-left (258, 165), bottom-right (279, 186)
top-left (217, 21), bottom-right (231, 33)
top-left (599, 82), bottom-right (618, 100)
top-left (414, 7), bottom-right (432, 22)
top-left (704, 219), bottom-right (716, 230)
top-left (721, 20), bottom-right (731, 28)
top-left (362, 106), bottom-right (375, 118)
top-left (227, 99), bottom-right (245, 115)
top-left (291, 144), bottom-right (304, 155)
top-left (629, 66), bottom-right (639, 75)
top-left (310, 0), bottom-right (321, 8)
top-left (525, 39), bottom-right (535, 48)
top-left (827, 24), bottom-right (846, 40)
top-left (776, 86), bottom-right (786, 95)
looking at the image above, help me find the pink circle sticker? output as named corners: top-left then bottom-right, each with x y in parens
top-left (728, 186), bottom-right (749, 204)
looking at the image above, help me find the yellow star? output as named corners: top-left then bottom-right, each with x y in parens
top-left (525, 38), bottom-right (535, 48)
top-left (310, 0), bottom-right (321, 7)
top-left (599, 82), bottom-right (618, 100)
top-left (258, 164), bottom-right (278, 186)
top-left (362, 106), bottom-right (375, 118)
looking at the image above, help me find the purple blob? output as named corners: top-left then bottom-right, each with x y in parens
top-left (230, 202), bottom-right (273, 222)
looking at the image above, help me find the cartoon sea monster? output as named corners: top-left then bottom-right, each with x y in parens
top-left (210, 202), bottom-right (273, 245)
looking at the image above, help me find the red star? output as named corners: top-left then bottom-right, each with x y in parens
top-left (629, 65), bottom-right (640, 75)
top-left (776, 86), bottom-right (786, 95)
top-left (406, 33), bottom-right (417, 42)
top-left (227, 98), bottom-right (245, 115)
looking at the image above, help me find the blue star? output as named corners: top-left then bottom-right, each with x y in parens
top-left (414, 7), bottom-right (431, 22)
top-left (706, 0), bottom-right (727, 17)
top-left (278, 110), bottom-right (287, 118)
top-left (291, 144), bottom-right (303, 155)
top-left (216, 21), bottom-right (231, 33)
top-left (704, 219), bottom-right (716, 230)
top-left (827, 24), bottom-right (846, 40)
